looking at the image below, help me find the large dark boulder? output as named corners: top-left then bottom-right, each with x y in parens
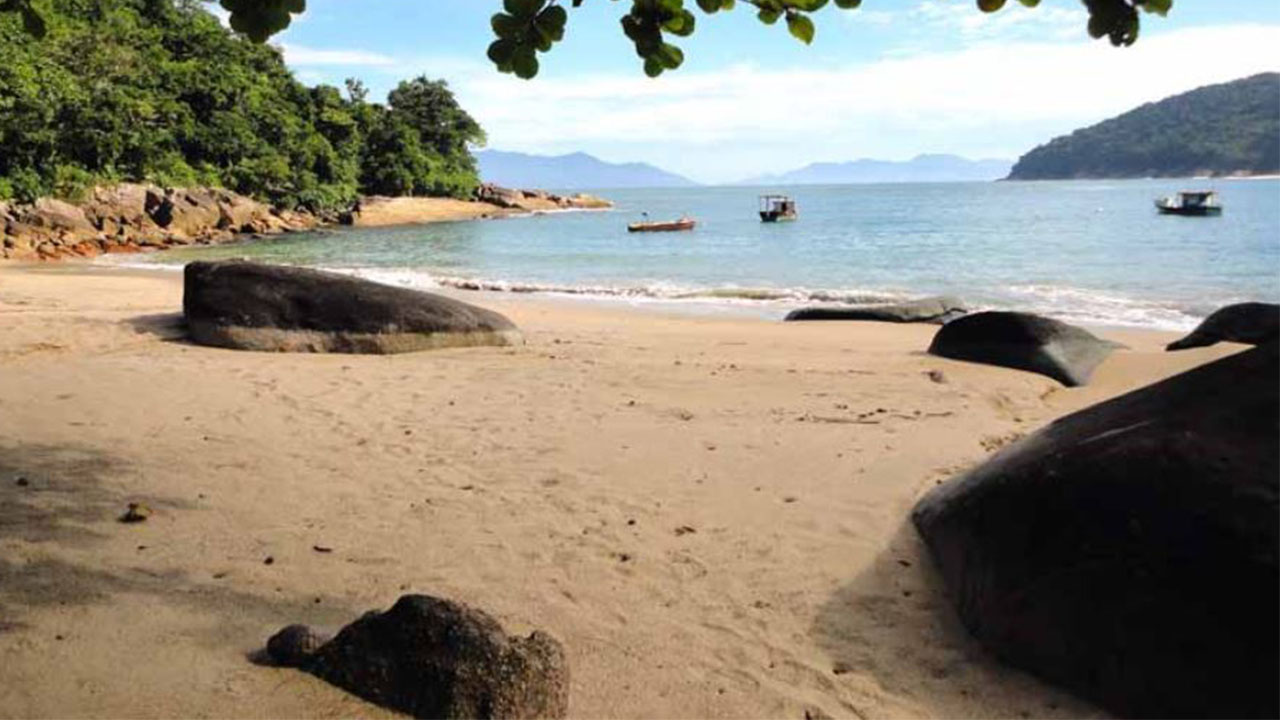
top-left (785, 296), bottom-right (967, 324)
top-left (1167, 302), bottom-right (1279, 350)
top-left (912, 342), bottom-right (1279, 718)
top-left (270, 595), bottom-right (569, 719)
top-left (183, 261), bottom-right (521, 353)
top-left (927, 311), bottom-right (1119, 386)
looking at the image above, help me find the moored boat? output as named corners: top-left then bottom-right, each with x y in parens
top-left (1155, 190), bottom-right (1222, 216)
top-left (627, 217), bottom-right (696, 232)
top-left (759, 194), bottom-right (797, 222)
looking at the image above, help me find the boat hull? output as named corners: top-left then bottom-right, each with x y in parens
top-left (759, 211), bottom-right (797, 223)
top-left (627, 220), bottom-right (696, 232)
top-left (1155, 202), bottom-right (1223, 217)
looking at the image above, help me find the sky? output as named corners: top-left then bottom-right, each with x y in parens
top-left (227, 0), bottom-right (1280, 184)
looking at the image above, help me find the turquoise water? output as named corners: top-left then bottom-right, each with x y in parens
top-left (112, 178), bottom-right (1280, 330)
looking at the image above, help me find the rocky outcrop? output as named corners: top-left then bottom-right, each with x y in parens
top-left (183, 261), bottom-right (522, 354)
top-left (912, 341), bottom-right (1279, 718)
top-left (1167, 302), bottom-right (1280, 350)
top-left (785, 296), bottom-right (968, 324)
top-left (475, 183), bottom-right (612, 212)
top-left (0, 184), bottom-right (317, 261)
top-left (927, 311), bottom-right (1120, 386)
top-left (268, 594), bottom-right (569, 719)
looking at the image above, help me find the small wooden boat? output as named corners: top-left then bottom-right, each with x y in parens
top-left (627, 216), bottom-right (696, 232)
top-left (759, 194), bottom-right (797, 222)
top-left (1155, 190), bottom-right (1222, 216)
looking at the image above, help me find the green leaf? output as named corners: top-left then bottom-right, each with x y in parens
top-left (644, 56), bottom-right (664, 77)
top-left (491, 12), bottom-right (524, 38)
top-left (977, 0), bottom-right (1006, 12)
top-left (538, 4), bottom-right (568, 34)
top-left (656, 42), bottom-right (684, 69)
top-left (786, 12), bottom-right (814, 44)
top-left (1140, 0), bottom-right (1172, 16)
top-left (503, 0), bottom-right (546, 19)
top-left (487, 38), bottom-right (518, 65)
top-left (833, 0), bottom-right (861, 7)
top-left (512, 46), bottom-right (540, 78)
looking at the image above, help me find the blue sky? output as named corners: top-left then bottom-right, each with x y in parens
top-left (233, 1), bottom-right (1280, 183)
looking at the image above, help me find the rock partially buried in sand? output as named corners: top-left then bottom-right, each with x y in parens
top-left (271, 594), bottom-right (568, 718)
top-left (927, 311), bottom-right (1119, 386)
top-left (912, 342), bottom-right (1279, 718)
top-left (184, 261), bottom-right (522, 353)
top-left (1166, 302), bottom-right (1279, 351)
top-left (267, 624), bottom-right (328, 668)
top-left (784, 296), bottom-right (967, 324)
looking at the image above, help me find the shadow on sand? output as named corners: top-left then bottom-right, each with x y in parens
top-left (808, 517), bottom-right (1098, 718)
top-left (0, 442), bottom-right (357, 643)
top-left (126, 312), bottom-right (189, 343)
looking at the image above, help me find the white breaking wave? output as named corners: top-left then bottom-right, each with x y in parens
top-left (91, 254), bottom-right (1217, 331)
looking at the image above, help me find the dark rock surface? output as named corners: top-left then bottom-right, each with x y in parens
top-left (927, 311), bottom-right (1119, 386)
top-left (184, 261), bottom-right (521, 353)
top-left (785, 296), bottom-right (967, 324)
top-left (1167, 302), bottom-right (1280, 350)
top-left (913, 342), bottom-right (1279, 718)
top-left (267, 624), bottom-right (328, 668)
top-left (277, 594), bottom-right (569, 719)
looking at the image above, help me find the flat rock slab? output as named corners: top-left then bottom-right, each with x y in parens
top-left (785, 296), bottom-right (967, 324)
top-left (913, 342), bottom-right (1279, 718)
top-left (927, 311), bottom-right (1119, 386)
top-left (184, 261), bottom-right (521, 353)
top-left (268, 594), bottom-right (568, 719)
top-left (1167, 302), bottom-right (1279, 350)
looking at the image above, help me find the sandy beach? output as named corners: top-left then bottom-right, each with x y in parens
top-left (0, 262), bottom-right (1244, 718)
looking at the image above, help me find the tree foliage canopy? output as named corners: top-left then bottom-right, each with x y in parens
top-left (1, 0), bottom-right (1169, 80)
top-left (0, 0), bottom-right (484, 207)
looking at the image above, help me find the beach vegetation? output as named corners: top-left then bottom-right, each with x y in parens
top-left (0, 0), bottom-right (484, 209)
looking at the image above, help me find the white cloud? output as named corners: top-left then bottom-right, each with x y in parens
top-left (281, 44), bottom-right (397, 67)
top-left (446, 23), bottom-right (1279, 182)
top-left (910, 1), bottom-right (1086, 41)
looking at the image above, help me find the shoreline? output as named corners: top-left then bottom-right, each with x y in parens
top-left (71, 254), bottom-right (1209, 334)
top-left (0, 184), bottom-right (613, 262)
top-left (0, 262), bottom-right (1243, 718)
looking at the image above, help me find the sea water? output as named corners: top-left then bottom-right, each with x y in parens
top-left (109, 178), bottom-right (1280, 331)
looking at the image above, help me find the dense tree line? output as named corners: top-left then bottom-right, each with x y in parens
top-left (0, 0), bottom-right (485, 210)
top-left (1008, 73), bottom-right (1280, 180)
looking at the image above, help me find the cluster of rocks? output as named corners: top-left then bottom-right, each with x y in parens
top-left (475, 183), bottom-right (611, 213)
top-left (0, 184), bottom-right (319, 261)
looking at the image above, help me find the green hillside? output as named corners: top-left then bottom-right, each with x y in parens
top-left (0, 0), bottom-right (483, 211)
top-left (1007, 73), bottom-right (1280, 180)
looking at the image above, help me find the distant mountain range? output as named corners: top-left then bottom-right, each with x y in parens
top-left (741, 154), bottom-right (1013, 185)
top-left (475, 150), bottom-right (698, 189)
top-left (1007, 73), bottom-right (1280, 180)
top-left (477, 150), bottom-right (1015, 189)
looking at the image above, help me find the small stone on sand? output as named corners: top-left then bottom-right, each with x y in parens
top-left (118, 502), bottom-right (151, 523)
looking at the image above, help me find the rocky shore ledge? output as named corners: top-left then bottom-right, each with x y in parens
top-left (1, 183), bottom-right (612, 261)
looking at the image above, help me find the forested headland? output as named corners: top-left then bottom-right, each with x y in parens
top-left (1007, 73), bottom-right (1280, 180)
top-left (0, 0), bottom-right (485, 212)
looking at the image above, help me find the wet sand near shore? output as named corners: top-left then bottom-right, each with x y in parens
top-left (0, 263), bottom-right (1242, 718)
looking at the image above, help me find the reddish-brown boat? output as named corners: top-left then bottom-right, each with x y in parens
top-left (627, 217), bottom-right (696, 233)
